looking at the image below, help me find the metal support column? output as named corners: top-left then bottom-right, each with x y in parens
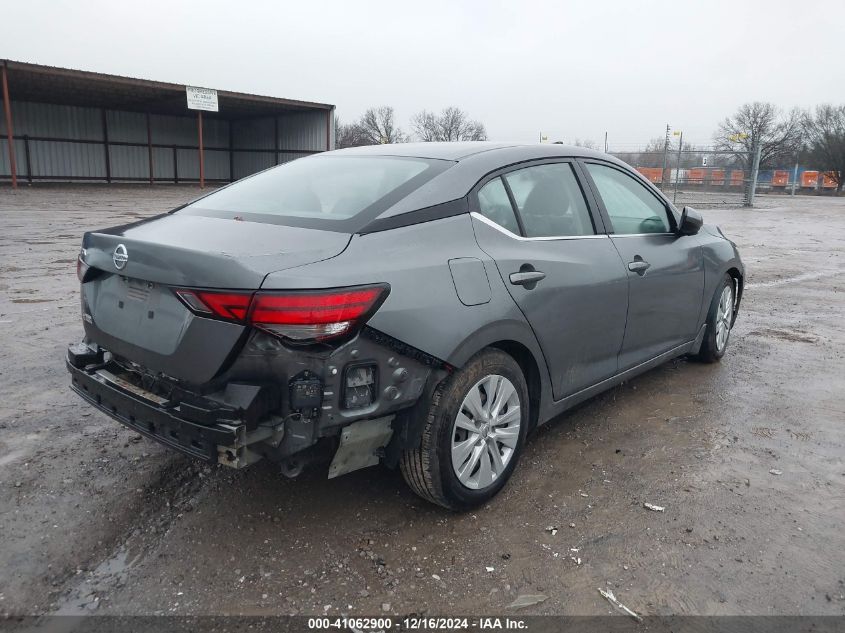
top-left (198, 111), bottom-right (205, 189)
top-left (101, 109), bottom-right (111, 183)
top-left (146, 112), bottom-right (154, 185)
top-left (274, 116), bottom-right (279, 165)
top-left (326, 108), bottom-right (331, 151)
top-left (1, 61), bottom-right (18, 189)
top-left (23, 134), bottom-right (32, 184)
top-left (791, 162), bottom-right (798, 196)
top-left (228, 120), bottom-right (234, 182)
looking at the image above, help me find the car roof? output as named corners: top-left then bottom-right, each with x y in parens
top-left (331, 141), bottom-right (610, 162)
top-left (347, 142), bottom-right (638, 228)
top-left (320, 141), bottom-right (657, 233)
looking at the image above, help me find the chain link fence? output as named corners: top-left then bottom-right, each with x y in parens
top-left (610, 143), bottom-right (841, 208)
top-left (610, 147), bottom-right (760, 207)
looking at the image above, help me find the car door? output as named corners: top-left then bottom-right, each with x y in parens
top-left (470, 160), bottom-right (629, 401)
top-left (581, 160), bottom-right (705, 370)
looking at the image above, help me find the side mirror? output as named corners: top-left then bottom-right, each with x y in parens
top-left (678, 206), bottom-right (703, 236)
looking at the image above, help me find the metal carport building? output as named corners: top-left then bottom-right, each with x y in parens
top-left (0, 60), bottom-right (335, 188)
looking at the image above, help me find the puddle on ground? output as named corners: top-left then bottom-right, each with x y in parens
top-left (746, 328), bottom-right (818, 343)
top-left (54, 545), bottom-right (142, 615)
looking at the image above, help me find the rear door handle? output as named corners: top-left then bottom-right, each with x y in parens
top-left (627, 259), bottom-right (651, 275)
top-left (509, 270), bottom-right (546, 286)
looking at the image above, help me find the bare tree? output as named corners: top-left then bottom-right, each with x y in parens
top-left (614, 138), bottom-right (712, 170)
top-left (713, 102), bottom-right (803, 169)
top-left (803, 104), bottom-right (845, 192)
top-left (616, 137), bottom-right (667, 168)
top-left (411, 107), bottom-right (487, 142)
top-left (357, 106), bottom-right (407, 144)
top-left (411, 110), bottom-right (438, 141)
top-left (573, 138), bottom-right (599, 150)
top-left (334, 117), bottom-right (368, 149)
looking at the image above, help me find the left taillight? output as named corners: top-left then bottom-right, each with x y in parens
top-left (174, 284), bottom-right (389, 343)
top-left (175, 290), bottom-right (252, 321)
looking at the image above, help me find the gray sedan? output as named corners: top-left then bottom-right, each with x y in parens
top-left (68, 142), bottom-right (743, 510)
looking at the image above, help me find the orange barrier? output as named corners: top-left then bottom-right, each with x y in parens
top-left (772, 170), bottom-right (790, 186)
top-left (636, 167), bottom-right (664, 184)
top-left (688, 168), bottom-right (706, 185)
top-left (822, 172), bottom-right (838, 188)
top-left (801, 171), bottom-right (819, 188)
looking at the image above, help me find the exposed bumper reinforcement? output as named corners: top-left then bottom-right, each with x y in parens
top-left (67, 358), bottom-right (239, 463)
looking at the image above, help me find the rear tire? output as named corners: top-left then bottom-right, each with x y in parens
top-left (695, 273), bottom-right (735, 363)
top-left (400, 348), bottom-right (529, 510)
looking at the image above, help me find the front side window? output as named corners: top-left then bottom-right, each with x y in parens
top-left (477, 177), bottom-right (521, 235)
top-left (503, 163), bottom-right (595, 238)
top-left (585, 163), bottom-right (671, 234)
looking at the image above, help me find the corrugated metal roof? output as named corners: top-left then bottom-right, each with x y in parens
top-left (1, 59), bottom-right (334, 119)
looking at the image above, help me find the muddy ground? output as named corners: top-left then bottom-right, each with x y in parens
top-left (0, 185), bottom-right (842, 618)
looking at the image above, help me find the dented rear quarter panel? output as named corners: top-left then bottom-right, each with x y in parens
top-left (260, 213), bottom-right (552, 405)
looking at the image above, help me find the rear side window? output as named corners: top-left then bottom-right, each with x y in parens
top-left (503, 163), bottom-right (595, 238)
top-left (179, 155), bottom-right (450, 231)
top-left (477, 177), bottom-right (521, 235)
top-left (585, 163), bottom-right (671, 234)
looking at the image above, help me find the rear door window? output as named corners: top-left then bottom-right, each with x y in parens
top-left (503, 163), bottom-right (595, 238)
top-left (584, 163), bottom-right (671, 234)
top-left (477, 177), bottom-right (521, 235)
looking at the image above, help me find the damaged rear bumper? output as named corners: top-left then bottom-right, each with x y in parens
top-left (67, 351), bottom-right (279, 467)
top-left (66, 326), bottom-right (448, 476)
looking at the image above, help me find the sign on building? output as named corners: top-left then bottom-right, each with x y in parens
top-left (702, 156), bottom-right (708, 167)
top-left (186, 86), bottom-right (219, 112)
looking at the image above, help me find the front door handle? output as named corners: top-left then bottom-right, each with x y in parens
top-left (627, 258), bottom-right (651, 275)
top-left (509, 270), bottom-right (546, 287)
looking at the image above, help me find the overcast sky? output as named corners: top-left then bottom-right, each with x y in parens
top-left (4, 0), bottom-right (843, 148)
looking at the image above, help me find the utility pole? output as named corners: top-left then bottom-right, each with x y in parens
top-left (604, 131), bottom-right (608, 153)
top-left (672, 130), bottom-right (683, 204)
top-left (660, 124), bottom-right (670, 190)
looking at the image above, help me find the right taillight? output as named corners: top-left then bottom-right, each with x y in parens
top-left (174, 284), bottom-right (389, 344)
top-left (250, 285), bottom-right (388, 342)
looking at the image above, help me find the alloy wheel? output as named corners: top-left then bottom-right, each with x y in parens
top-left (715, 284), bottom-right (733, 352)
top-left (450, 374), bottom-right (521, 490)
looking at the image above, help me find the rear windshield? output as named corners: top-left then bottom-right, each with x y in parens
top-left (178, 155), bottom-right (452, 232)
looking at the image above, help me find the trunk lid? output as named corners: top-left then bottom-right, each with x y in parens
top-left (82, 213), bottom-right (351, 288)
top-left (79, 214), bottom-right (351, 384)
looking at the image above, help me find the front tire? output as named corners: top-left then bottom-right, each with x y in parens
top-left (400, 348), bottom-right (529, 510)
top-left (696, 273), bottom-right (735, 363)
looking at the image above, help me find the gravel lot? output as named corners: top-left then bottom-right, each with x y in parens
top-left (0, 185), bottom-right (843, 618)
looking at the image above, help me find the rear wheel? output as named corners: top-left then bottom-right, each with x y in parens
top-left (400, 348), bottom-right (529, 510)
top-left (696, 274), bottom-right (735, 363)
